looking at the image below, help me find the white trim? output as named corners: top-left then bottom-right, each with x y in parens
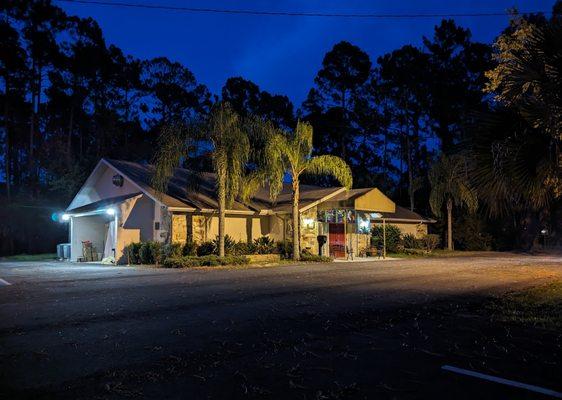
top-left (372, 218), bottom-right (435, 224)
top-left (170, 208), bottom-right (256, 216)
top-left (167, 206), bottom-right (197, 212)
top-left (299, 187), bottom-right (347, 213)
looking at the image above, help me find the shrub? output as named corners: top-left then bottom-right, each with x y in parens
top-left (162, 255), bottom-right (249, 268)
top-left (402, 233), bottom-right (419, 249)
top-left (162, 243), bottom-right (183, 259)
top-left (197, 241), bottom-right (216, 256)
top-left (421, 234), bottom-right (440, 252)
top-left (232, 241), bottom-right (255, 255)
top-left (182, 240), bottom-right (197, 256)
top-left (139, 241), bottom-right (163, 265)
top-left (253, 236), bottom-right (276, 254)
top-left (124, 242), bottom-right (142, 264)
top-left (276, 240), bottom-right (293, 259)
top-left (453, 215), bottom-right (493, 251)
top-left (300, 253), bottom-right (333, 262)
top-left (371, 225), bottom-right (402, 253)
top-left (211, 234), bottom-right (236, 255)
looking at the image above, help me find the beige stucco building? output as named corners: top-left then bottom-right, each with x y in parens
top-left (64, 159), bottom-right (434, 263)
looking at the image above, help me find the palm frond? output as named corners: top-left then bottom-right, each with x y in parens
top-left (304, 155), bottom-right (353, 189)
top-left (151, 123), bottom-right (190, 198)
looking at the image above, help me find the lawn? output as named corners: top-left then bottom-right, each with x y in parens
top-left (0, 253), bottom-right (57, 261)
top-left (490, 281), bottom-right (562, 329)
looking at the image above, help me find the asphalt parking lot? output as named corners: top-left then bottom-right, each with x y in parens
top-left (1, 253), bottom-right (561, 399)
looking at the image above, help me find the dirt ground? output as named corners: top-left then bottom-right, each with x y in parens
top-left (0, 252), bottom-right (561, 399)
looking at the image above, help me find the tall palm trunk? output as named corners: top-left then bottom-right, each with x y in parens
top-left (292, 180), bottom-right (300, 261)
top-left (217, 168), bottom-right (226, 257)
top-left (446, 198), bottom-right (453, 251)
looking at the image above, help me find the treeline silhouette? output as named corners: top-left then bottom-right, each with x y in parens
top-left (1, 0), bottom-right (560, 255)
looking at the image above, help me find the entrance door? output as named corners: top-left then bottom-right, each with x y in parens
top-left (329, 223), bottom-right (345, 258)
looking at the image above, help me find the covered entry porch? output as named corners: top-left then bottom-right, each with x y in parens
top-left (69, 210), bottom-right (118, 262)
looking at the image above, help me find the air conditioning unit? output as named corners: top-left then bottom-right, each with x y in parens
top-left (57, 243), bottom-right (71, 260)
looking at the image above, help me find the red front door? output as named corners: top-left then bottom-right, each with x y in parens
top-left (329, 223), bottom-right (345, 258)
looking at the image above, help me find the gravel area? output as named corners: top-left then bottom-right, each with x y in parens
top-left (0, 252), bottom-right (560, 399)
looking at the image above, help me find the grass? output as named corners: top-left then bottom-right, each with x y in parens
top-left (489, 280), bottom-right (562, 329)
top-left (1, 253), bottom-right (57, 261)
top-left (386, 250), bottom-right (495, 259)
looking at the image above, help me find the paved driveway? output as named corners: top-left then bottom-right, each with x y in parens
top-left (0, 253), bottom-right (561, 398)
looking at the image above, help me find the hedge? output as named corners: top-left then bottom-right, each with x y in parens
top-left (300, 253), bottom-right (333, 262)
top-left (162, 255), bottom-right (249, 268)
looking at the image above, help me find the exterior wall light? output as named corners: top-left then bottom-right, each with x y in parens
top-left (62, 213), bottom-right (71, 221)
top-left (302, 218), bottom-right (315, 229)
top-left (106, 208), bottom-right (116, 216)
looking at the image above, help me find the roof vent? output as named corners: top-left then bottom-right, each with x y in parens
top-left (112, 174), bottom-right (124, 187)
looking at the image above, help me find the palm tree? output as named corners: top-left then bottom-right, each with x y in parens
top-left (429, 154), bottom-right (477, 250)
top-left (264, 121), bottom-right (352, 260)
top-left (208, 103), bottom-right (250, 257)
top-left (151, 103), bottom-right (250, 257)
top-left (478, 11), bottom-right (561, 215)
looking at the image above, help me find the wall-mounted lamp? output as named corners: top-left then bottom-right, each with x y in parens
top-left (106, 208), bottom-right (116, 216)
top-left (302, 218), bottom-right (315, 229)
top-left (61, 213), bottom-right (71, 221)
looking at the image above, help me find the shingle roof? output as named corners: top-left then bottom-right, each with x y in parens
top-left (372, 205), bottom-right (435, 223)
top-left (104, 159), bottom-right (342, 213)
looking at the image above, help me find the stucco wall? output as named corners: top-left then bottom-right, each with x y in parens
top-left (70, 215), bottom-right (108, 261)
top-left (300, 206), bottom-right (319, 254)
top-left (171, 213), bottom-right (276, 244)
top-left (68, 163), bottom-right (141, 211)
top-left (116, 195), bottom-right (155, 263)
top-left (393, 222), bottom-right (428, 238)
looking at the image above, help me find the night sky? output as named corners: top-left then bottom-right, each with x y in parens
top-left (57, 0), bottom-right (555, 107)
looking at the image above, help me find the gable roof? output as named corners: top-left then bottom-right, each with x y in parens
top-left (100, 159), bottom-right (343, 214)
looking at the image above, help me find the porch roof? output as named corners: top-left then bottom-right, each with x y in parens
top-left (67, 192), bottom-right (142, 214)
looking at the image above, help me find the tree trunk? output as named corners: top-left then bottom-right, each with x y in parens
top-left (4, 75), bottom-right (11, 202)
top-left (406, 134), bottom-right (414, 211)
top-left (446, 198), bottom-right (453, 251)
top-left (292, 179), bottom-right (300, 261)
top-left (28, 69), bottom-right (35, 180)
top-left (67, 105), bottom-right (74, 168)
top-left (217, 169), bottom-right (226, 257)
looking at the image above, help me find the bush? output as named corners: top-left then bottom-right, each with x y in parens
top-left (453, 215), bottom-right (493, 251)
top-left (276, 240), bottom-right (293, 259)
top-left (182, 240), bottom-right (197, 256)
top-left (253, 236), bottom-right (276, 254)
top-left (139, 241), bottom-right (163, 265)
top-left (197, 241), bottom-right (216, 256)
top-left (124, 242), bottom-right (142, 264)
top-left (162, 243), bottom-right (183, 260)
top-left (402, 233), bottom-right (419, 249)
top-left (420, 234), bottom-right (440, 252)
top-left (211, 234), bottom-right (236, 255)
top-left (162, 255), bottom-right (249, 268)
top-left (232, 241), bottom-right (255, 255)
top-left (371, 225), bottom-right (402, 253)
top-left (300, 253), bottom-right (333, 263)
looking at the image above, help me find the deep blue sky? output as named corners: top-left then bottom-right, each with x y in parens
top-left (56, 0), bottom-right (555, 107)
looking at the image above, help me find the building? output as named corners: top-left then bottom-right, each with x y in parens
top-left (64, 159), bottom-right (434, 262)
